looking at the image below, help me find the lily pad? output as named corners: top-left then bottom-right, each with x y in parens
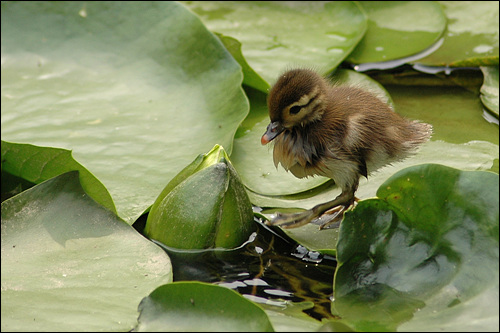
top-left (135, 281), bottom-right (274, 332)
top-left (347, 1), bottom-right (446, 64)
top-left (333, 164), bottom-right (499, 331)
top-left (414, 1), bottom-right (499, 67)
top-left (480, 65), bottom-right (499, 117)
top-left (1, 171), bottom-right (173, 332)
top-left (183, 1), bottom-right (367, 86)
top-left (1, 1), bottom-right (248, 224)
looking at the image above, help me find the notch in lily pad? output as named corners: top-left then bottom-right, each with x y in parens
top-left (144, 145), bottom-right (256, 250)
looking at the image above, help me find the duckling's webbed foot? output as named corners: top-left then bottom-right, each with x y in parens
top-left (311, 206), bottom-right (345, 229)
top-left (268, 209), bottom-right (317, 229)
top-left (267, 191), bottom-right (358, 229)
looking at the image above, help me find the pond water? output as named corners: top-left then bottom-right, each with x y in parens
top-left (138, 216), bottom-right (338, 321)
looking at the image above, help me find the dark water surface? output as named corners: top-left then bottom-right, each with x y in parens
top-left (136, 216), bottom-right (337, 321)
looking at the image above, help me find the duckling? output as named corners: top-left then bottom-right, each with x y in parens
top-left (261, 68), bottom-right (432, 229)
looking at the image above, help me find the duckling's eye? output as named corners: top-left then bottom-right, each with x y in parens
top-left (289, 105), bottom-right (302, 115)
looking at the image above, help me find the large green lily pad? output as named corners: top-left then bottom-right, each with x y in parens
top-left (1, 171), bottom-right (173, 332)
top-left (333, 164), bottom-right (499, 331)
top-left (183, 1), bottom-right (367, 86)
top-left (1, 1), bottom-right (248, 224)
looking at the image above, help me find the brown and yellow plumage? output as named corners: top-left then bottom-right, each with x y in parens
top-left (262, 68), bottom-right (432, 229)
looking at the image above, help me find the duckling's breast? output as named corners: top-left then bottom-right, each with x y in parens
top-left (272, 128), bottom-right (326, 179)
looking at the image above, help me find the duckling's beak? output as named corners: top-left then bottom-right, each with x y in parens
top-left (261, 121), bottom-right (284, 145)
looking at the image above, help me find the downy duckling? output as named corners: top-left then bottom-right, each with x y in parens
top-left (261, 68), bottom-right (432, 229)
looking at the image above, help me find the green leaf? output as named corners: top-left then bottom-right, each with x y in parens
top-left (1, 140), bottom-right (116, 214)
top-left (1, 1), bottom-right (248, 224)
top-left (183, 1), bottom-right (367, 86)
top-left (333, 164), bottom-right (499, 331)
top-left (135, 281), bottom-right (274, 332)
top-left (480, 65), bottom-right (499, 118)
top-left (348, 1), bottom-right (446, 64)
top-left (145, 145), bottom-right (256, 250)
top-left (415, 1), bottom-right (499, 67)
top-left (1, 171), bottom-right (173, 332)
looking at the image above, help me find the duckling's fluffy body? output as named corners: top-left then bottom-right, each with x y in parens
top-left (262, 69), bottom-right (432, 228)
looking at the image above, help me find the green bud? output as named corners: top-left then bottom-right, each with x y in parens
top-left (145, 145), bottom-right (256, 249)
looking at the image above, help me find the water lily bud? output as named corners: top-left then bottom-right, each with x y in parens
top-left (145, 145), bottom-right (255, 249)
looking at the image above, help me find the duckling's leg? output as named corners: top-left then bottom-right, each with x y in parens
top-left (267, 189), bottom-right (357, 229)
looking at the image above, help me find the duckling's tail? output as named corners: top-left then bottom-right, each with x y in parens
top-left (406, 120), bottom-right (433, 149)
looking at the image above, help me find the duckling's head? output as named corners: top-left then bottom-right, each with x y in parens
top-left (262, 69), bottom-right (327, 145)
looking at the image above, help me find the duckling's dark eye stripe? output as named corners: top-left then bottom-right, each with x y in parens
top-left (289, 95), bottom-right (316, 115)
